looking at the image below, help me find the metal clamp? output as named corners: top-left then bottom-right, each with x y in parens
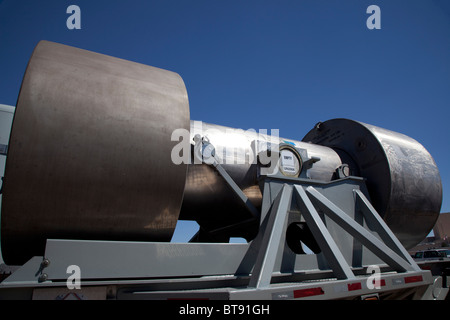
top-left (193, 134), bottom-right (259, 219)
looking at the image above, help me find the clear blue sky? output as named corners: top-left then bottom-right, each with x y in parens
top-left (0, 1), bottom-right (449, 242)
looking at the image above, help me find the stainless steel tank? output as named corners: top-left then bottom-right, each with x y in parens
top-left (302, 119), bottom-right (442, 249)
top-left (1, 41), bottom-right (190, 265)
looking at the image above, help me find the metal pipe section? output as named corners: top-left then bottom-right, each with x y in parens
top-left (179, 121), bottom-right (343, 241)
top-left (1, 41), bottom-right (190, 265)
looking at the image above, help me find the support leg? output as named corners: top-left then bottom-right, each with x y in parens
top-left (248, 184), bottom-right (292, 288)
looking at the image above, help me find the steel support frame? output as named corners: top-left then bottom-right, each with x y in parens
top-left (0, 176), bottom-right (429, 300)
top-left (246, 177), bottom-right (422, 289)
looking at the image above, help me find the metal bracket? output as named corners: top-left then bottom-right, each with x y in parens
top-left (193, 134), bottom-right (259, 219)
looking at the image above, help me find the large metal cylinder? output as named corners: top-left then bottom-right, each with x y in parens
top-left (1, 41), bottom-right (190, 265)
top-left (302, 119), bottom-right (442, 249)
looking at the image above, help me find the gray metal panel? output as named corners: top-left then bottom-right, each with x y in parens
top-left (1, 41), bottom-right (190, 265)
top-left (43, 240), bottom-right (249, 280)
top-left (0, 104), bottom-right (14, 265)
top-left (0, 105), bottom-right (14, 146)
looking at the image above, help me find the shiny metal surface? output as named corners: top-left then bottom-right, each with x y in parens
top-left (302, 119), bottom-right (442, 249)
top-left (1, 41), bottom-right (190, 265)
top-left (180, 121), bottom-right (343, 240)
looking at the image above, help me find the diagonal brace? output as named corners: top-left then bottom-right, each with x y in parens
top-left (305, 186), bottom-right (415, 273)
top-left (353, 189), bottom-right (421, 271)
top-left (294, 185), bottom-right (356, 280)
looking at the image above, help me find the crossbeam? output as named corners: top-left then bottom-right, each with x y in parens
top-left (305, 186), bottom-right (416, 273)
